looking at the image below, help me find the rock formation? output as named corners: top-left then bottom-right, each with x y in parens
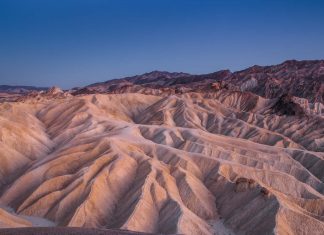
top-left (0, 60), bottom-right (323, 235)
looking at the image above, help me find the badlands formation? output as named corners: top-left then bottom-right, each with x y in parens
top-left (0, 60), bottom-right (323, 235)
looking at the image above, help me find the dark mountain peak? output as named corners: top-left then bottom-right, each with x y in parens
top-left (122, 70), bottom-right (191, 86)
top-left (236, 59), bottom-right (324, 75)
top-left (208, 69), bottom-right (232, 77)
top-left (281, 59), bottom-right (324, 65)
top-left (275, 59), bottom-right (324, 71)
top-left (235, 65), bottom-right (265, 75)
top-left (128, 70), bottom-right (191, 82)
top-left (221, 69), bottom-right (232, 77)
top-left (143, 70), bottom-right (188, 76)
top-left (282, 59), bottom-right (298, 65)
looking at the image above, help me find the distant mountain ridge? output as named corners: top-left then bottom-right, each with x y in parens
top-left (1, 60), bottom-right (323, 102)
top-left (77, 59), bottom-right (324, 102)
top-left (0, 85), bottom-right (48, 94)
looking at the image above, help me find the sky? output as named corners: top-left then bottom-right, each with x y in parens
top-left (0, 0), bottom-right (324, 89)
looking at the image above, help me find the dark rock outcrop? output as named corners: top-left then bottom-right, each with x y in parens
top-left (271, 94), bottom-right (306, 116)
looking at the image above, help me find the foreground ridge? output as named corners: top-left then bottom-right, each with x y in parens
top-left (0, 90), bottom-right (323, 235)
top-left (0, 227), bottom-right (158, 235)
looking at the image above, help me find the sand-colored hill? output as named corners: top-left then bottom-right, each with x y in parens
top-left (0, 227), bottom-right (154, 235)
top-left (0, 91), bottom-right (323, 235)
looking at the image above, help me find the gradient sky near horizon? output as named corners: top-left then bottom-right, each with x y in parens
top-left (0, 0), bottom-right (324, 88)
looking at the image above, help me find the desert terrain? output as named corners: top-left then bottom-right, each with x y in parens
top-left (0, 60), bottom-right (323, 235)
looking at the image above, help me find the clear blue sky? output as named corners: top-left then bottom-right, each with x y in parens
top-left (0, 0), bottom-right (324, 88)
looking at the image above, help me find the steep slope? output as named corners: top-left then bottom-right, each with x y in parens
top-left (0, 92), bottom-right (323, 235)
top-left (224, 60), bottom-right (324, 102)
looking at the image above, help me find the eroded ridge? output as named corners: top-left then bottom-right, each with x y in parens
top-left (0, 92), bottom-right (323, 235)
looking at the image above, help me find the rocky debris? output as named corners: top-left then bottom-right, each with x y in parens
top-left (271, 94), bottom-right (306, 116)
top-left (234, 178), bottom-right (257, 192)
top-left (14, 86), bottom-right (70, 102)
top-left (260, 187), bottom-right (270, 197)
top-left (46, 86), bottom-right (63, 95)
top-left (211, 82), bottom-right (222, 90)
top-left (210, 82), bottom-right (225, 91)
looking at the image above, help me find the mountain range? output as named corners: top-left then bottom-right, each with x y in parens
top-left (71, 60), bottom-right (324, 103)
